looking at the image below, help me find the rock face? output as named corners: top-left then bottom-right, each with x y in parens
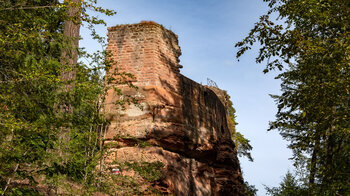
top-left (105, 21), bottom-right (245, 195)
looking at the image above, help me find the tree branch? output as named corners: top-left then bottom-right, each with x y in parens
top-left (0, 6), bottom-right (58, 11)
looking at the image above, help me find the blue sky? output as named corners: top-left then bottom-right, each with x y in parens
top-left (80, 0), bottom-right (294, 195)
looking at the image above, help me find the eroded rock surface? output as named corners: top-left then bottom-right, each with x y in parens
top-left (105, 21), bottom-right (245, 195)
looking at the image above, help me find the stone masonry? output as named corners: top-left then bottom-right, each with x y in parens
top-left (105, 21), bottom-right (245, 195)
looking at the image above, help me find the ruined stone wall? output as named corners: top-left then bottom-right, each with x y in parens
top-left (105, 21), bottom-right (245, 196)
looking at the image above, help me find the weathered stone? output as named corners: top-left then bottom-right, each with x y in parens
top-left (105, 21), bottom-right (245, 195)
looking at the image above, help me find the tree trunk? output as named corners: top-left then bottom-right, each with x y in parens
top-left (309, 132), bottom-right (320, 193)
top-left (323, 106), bottom-right (336, 187)
top-left (60, 0), bottom-right (81, 113)
top-left (62, 0), bottom-right (81, 72)
top-left (58, 0), bottom-right (81, 160)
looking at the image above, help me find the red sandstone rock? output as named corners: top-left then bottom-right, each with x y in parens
top-left (105, 22), bottom-right (245, 196)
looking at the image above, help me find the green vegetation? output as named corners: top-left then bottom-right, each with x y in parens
top-left (206, 84), bottom-right (253, 162)
top-left (265, 171), bottom-right (308, 196)
top-left (124, 161), bottom-right (165, 182)
top-left (218, 90), bottom-right (256, 195)
top-left (105, 160), bottom-right (165, 195)
top-left (244, 181), bottom-right (258, 196)
top-left (236, 0), bottom-right (350, 195)
top-left (222, 90), bottom-right (253, 162)
top-left (0, 0), bottom-right (132, 195)
top-left (116, 135), bottom-right (152, 148)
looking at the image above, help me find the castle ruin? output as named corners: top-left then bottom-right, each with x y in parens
top-left (104, 21), bottom-right (245, 195)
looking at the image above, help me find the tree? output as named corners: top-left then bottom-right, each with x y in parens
top-left (0, 0), bottom-right (120, 194)
top-left (206, 84), bottom-right (253, 161)
top-left (265, 171), bottom-right (308, 196)
top-left (236, 0), bottom-right (350, 194)
top-left (60, 0), bottom-right (81, 113)
top-left (224, 91), bottom-right (253, 162)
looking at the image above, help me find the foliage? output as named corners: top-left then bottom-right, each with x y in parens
top-left (232, 132), bottom-right (253, 162)
top-left (116, 135), bottom-right (152, 148)
top-left (1, 0), bottom-right (66, 193)
top-left (0, 187), bottom-right (40, 196)
top-left (207, 86), bottom-right (255, 192)
top-left (104, 160), bottom-right (165, 195)
top-left (265, 171), bottom-right (308, 196)
top-left (124, 161), bottom-right (165, 182)
top-left (222, 90), bottom-right (253, 162)
top-left (236, 0), bottom-right (350, 194)
top-left (243, 180), bottom-right (258, 196)
top-left (107, 174), bottom-right (143, 195)
top-left (0, 0), bottom-right (134, 194)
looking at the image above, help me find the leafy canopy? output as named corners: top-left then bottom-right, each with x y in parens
top-left (236, 0), bottom-right (350, 195)
top-left (0, 0), bottom-right (130, 194)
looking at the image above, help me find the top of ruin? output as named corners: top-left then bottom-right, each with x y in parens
top-left (107, 21), bottom-right (178, 38)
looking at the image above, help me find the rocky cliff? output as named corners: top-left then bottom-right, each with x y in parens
top-left (105, 21), bottom-right (245, 195)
